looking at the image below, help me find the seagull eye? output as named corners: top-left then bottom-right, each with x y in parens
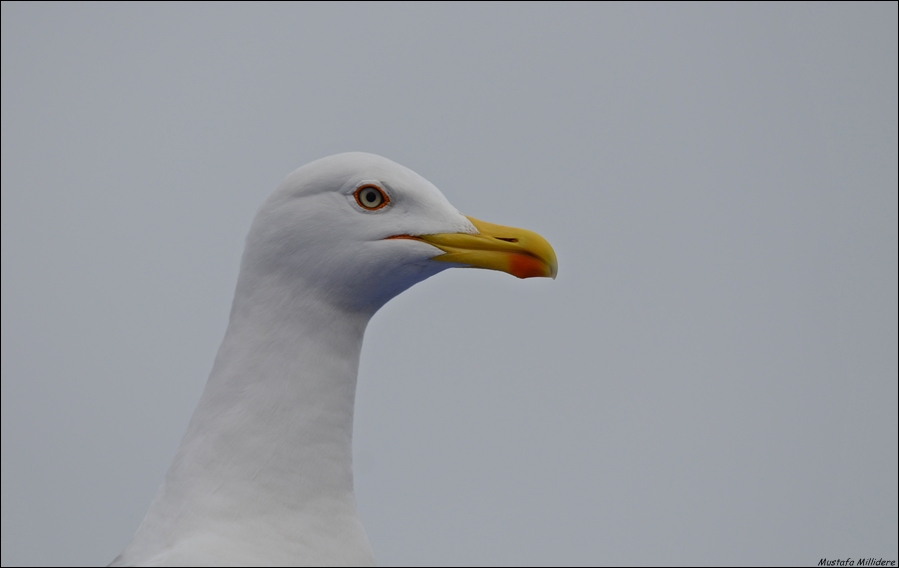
top-left (354, 185), bottom-right (388, 210)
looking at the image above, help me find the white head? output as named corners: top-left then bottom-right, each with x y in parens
top-left (236, 152), bottom-right (556, 315)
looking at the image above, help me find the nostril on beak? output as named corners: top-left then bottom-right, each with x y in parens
top-left (495, 237), bottom-right (519, 243)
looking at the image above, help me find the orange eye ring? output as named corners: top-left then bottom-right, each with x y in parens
top-left (354, 184), bottom-right (389, 211)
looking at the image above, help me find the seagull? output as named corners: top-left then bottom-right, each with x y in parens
top-left (111, 152), bottom-right (557, 566)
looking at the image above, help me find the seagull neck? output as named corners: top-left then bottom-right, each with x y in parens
top-left (163, 274), bottom-right (373, 515)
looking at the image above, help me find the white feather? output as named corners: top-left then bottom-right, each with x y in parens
top-left (112, 153), bottom-right (476, 566)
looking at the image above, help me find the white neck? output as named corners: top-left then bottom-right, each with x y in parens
top-left (115, 269), bottom-right (376, 566)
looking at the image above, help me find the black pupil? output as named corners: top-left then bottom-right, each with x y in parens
top-left (365, 190), bottom-right (377, 203)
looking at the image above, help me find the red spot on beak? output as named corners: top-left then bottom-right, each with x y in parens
top-left (508, 253), bottom-right (548, 279)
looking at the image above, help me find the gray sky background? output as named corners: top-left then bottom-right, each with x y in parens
top-left (2, 3), bottom-right (897, 566)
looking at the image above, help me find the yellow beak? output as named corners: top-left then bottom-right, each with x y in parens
top-left (410, 216), bottom-right (557, 279)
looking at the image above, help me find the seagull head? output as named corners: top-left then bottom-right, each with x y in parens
top-left (241, 152), bottom-right (557, 312)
